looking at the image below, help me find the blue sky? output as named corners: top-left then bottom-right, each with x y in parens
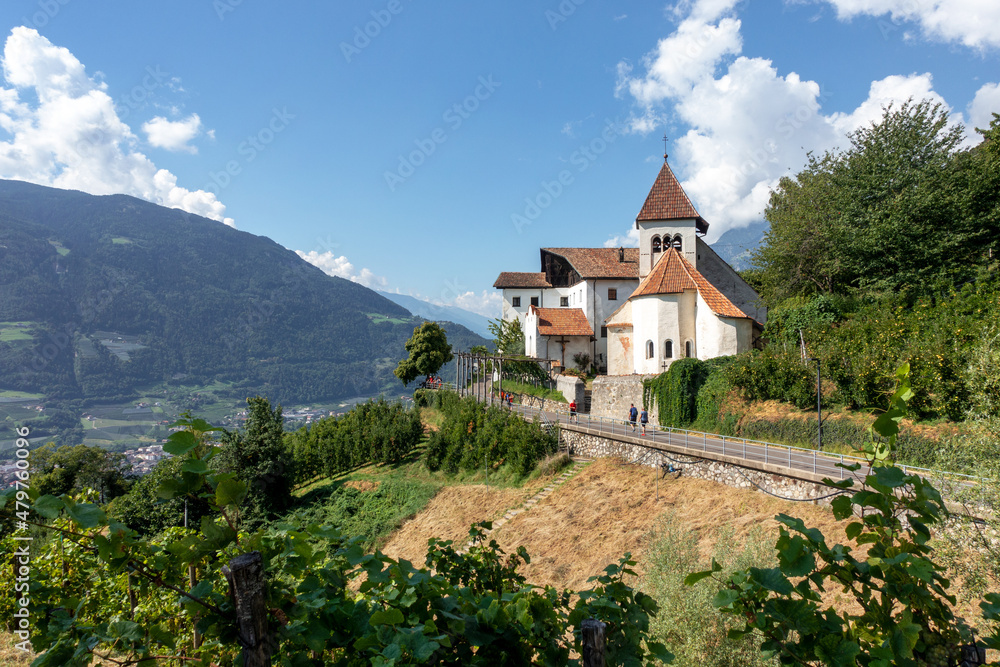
top-left (0, 1), bottom-right (996, 318)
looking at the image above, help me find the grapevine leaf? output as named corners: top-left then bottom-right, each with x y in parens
top-left (370, 608), bottom-right (405, 626)
top-left (215, 478), bottom-right (248, 508)
top-left (65, 500), bottom-right (105, 529)
top-left (182, 459), bottom-right (210, 474)
top-left (164, 430), bottom-right (199, 456)
top-left (33, 494), bottom-right (65, 519)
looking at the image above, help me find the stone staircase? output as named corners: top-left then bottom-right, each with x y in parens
top-left (461, 460), bottom-right (590, 552)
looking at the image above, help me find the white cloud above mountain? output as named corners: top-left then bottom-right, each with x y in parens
top-left (295, 250), bottom-right (389, 290)
top-left (0, 27), bottom-right (234, 227)
top-left (297, 248), bottom-right (502, 318)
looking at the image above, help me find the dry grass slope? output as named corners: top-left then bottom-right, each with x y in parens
top-left (381, 457), bottom-right (851, 591)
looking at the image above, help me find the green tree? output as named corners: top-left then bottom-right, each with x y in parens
top-left (833, 99), bottom-right (966, 295)
top-left (753, 152), bottom-right (844, 303)
top-left (31, 443), bottom-right (131, 503)
top-left (216, 396), bottom-right (294, 527)
top-left (959, 112), bottom-right (1000, 269)
top-left (394, 321), bottom-right (454, 385)
top-left (488, 317), bottom-right (525, 355)
top-left (107, 456), bottom-right (212, 535)
top-left (753, 99), bottom-right (978, 303)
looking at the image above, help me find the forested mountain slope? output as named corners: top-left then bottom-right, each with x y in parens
top-left (0, 180), bottom-right (483, 404)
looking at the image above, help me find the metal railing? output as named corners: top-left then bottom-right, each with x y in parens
top-left (493, 397), bottom-right (986, 489)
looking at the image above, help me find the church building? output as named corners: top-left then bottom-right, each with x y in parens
top-left (494, 155), bottom-right (765, 375)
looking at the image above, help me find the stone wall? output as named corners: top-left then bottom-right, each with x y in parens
top-left (555, 374), bottom-right (585, 407)
top-left (515, 392), bottom-right (569, 415)
top-left (591, 374), bottom-right (660, 427)
top-left (561, 429), bottom-right (836, 504)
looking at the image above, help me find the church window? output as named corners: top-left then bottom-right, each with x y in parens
top-left (664, 340), bottom-right (673, 358)
top-left (512, 297), bottom-right (521, 307)
top-left (652, 236), bottom-right (661, 254)
top-left (608, 288), bottom-right (617, 301)
top-left (646, 340), bottom-right (654, 359)
top-left (685, 340), bottom-right (694, 358)
top-left (673, 235), bottom-right (683, 251)
top-left (530, 296), bottom-right (539, 307)
top-left (560, 296), bottom-right (569, 307)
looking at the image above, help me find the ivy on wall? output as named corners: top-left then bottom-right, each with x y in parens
top-left (643, 358), bottom-right (711, 428)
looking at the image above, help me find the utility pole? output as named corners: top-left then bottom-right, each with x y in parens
top-left (809, 357), bottom-right (822, 451)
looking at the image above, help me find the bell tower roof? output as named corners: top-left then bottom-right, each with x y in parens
top-left (635, 159), bottom-right (708, 235)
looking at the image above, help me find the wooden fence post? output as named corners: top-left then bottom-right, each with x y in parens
top-left (189, 564), bottom-right (202, 649)
top-left (222, 551), bottom-right (271, 666)
top-left (582, 618), bottom-right (606, 667)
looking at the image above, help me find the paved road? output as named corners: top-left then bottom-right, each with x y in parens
top-left (501, 400), bottom-right (855, 483)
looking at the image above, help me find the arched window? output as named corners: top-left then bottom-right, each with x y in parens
top-left (664, 340), bottom-right (673, 358)
top-left (685, 340), bottom-right (693, 358)
top-left (646, 340), bottom-right (654, 359)
top-left (651, 236), bottom-right (661, 254)
top-left (672, 235), bottom-right (683, 251)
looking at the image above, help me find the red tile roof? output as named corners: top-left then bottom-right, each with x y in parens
top-left (531, 306), bottom-right (594, 337)
top-left (493, 272), bottom-right (552, 288)
top-left (541, 247), bottom-right (640, 280)
top-left (636, 161), bottom-right (708, 233)
top-left (631, 248), bottom-right (750, 319)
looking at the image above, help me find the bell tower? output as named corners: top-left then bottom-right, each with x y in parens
top-left (635, 147), bottom-right (707, 279)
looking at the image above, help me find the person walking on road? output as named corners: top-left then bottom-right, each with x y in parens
top-left (629, 404), bottom-right (638, 432)
top-left (569, 399), bottom-right (577, 422)
top-left (640, 407), bottom-right (649, 436)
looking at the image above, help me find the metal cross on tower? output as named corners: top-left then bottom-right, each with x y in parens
top-left (663, 133), bottom-right (668, 160)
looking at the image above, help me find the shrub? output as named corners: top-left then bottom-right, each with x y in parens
top-left (288, 398), bottom-right (423, 483)
top-left (535, 452), bottom-right (572, 478)
top-left (724, 349), bottom-right (816, 410)
top-left (424, 392), bottom-right (559, 478)
top-left (643, 514), bottom-right (776, 667)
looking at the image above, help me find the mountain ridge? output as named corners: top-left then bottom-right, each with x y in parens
top-left (377, 291), bottom-right (493, 338)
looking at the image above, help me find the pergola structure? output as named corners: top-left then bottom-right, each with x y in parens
top-left (453, 351), bottom-right (553, 404)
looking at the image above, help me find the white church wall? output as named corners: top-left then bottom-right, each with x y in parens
top-left (591, 278), bottom-right (638, 369)
top-left (524, 308), bottom-right (540, 357)
top-left (632, 293), bottom-right (694, 374)
top-left (694, 293), bottom-right (754, 359)
top-left (549, 337), bottom-right (592, 370)
top-left (678, 290), bottom-right (697, 360)
top-left (695, 296), bottom-right (731, 359)
top-left (501, 288), bottom-right (542, 327)
top-left (607, 326), bottom-right (633, 375)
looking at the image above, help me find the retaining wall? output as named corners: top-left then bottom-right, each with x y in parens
top-left (590, 375), bottom-right (660, 427)
top-left (560, 428), bottom-right (836, 504)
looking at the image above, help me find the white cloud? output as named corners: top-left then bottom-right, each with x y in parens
top-left (614, 0), bottom-right (991, 242)
top-left (143, 114), bottom-right (204, 153)
top-left (442, 290), bottom-right (503, 319)
top-left (969, 82), bottom-right (1000, 131)
top-left (0, 27), bottom-right (234, 227)
top-left (295, 250), bottom-right (388, 290)
top-left (603, 227), bottom-right (640, 248)
top-left (820, 0), bottom-right (1000, 50)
